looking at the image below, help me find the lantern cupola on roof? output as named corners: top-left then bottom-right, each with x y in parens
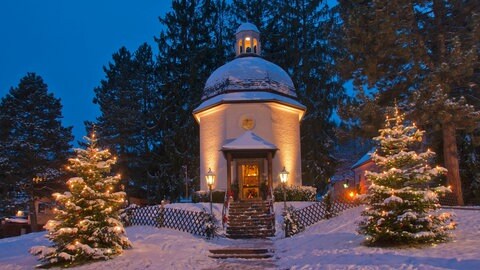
top-left (235, 22), bottom-right (261, 56)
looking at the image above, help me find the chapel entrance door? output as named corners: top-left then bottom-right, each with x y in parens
top-left (237, 159), bottom-right (263, 200)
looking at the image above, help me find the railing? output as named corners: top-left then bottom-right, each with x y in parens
top-left (122, 205), bottom-right (211, 237)
top-left (285, 198), bottom-right (359, 237)
top-left (221, 191), bottom-right (230, 228)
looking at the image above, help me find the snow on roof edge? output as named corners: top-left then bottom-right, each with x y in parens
top-left (193, 91), bottom-right (306, 117)
top-left (351, 148), bottom-right (375, 169)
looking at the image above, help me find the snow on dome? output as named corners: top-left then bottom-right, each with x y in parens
top-left (235, 22), bottom-right (259, 34)
top-left (202, 57), bottom-right (297, 100)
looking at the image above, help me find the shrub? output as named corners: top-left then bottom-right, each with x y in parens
top-left (283, 205), bottom-right (304, 237)
top-left (274, 185), bottom-right (317, 201)
top-left (192, 190), bottom-right (225, 203)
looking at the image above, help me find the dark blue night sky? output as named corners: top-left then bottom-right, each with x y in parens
top-left (0, 1), bottom-right (171, 144)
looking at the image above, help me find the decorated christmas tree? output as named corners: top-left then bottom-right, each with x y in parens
top-left (30, 133), bottom-right (131, 267)
top-left (358, 105), bottom-right (456, 246)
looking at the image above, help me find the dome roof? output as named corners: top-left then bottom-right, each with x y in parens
top-left (202, 56), bottom-right (297, 100)
top-left (235, 22), bottom-right (259, 34)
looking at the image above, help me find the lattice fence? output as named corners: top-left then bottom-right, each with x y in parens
top-left (286, 199), bottom-right (359, 236)
top-left (122, 205), bottom-right (211, 237)
top-left (438, 192), bottom-right (458, 206)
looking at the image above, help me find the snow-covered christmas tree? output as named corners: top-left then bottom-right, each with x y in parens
top-left (30, 133), bottom-right (131, 267)
top-left (358, 105), bottom-right (456, 246)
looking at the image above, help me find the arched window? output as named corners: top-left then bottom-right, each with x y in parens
top-left (244, 37), bottom-right (252, 53)
top-left (253, 38), bottom-right (258, 54)
top-left (238, 40), bottom-right (243, 54)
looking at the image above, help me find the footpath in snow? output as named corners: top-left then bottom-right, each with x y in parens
top-left (0, 203), bottom-right (479, 270)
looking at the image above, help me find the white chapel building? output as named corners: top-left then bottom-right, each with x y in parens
top-left (193, 23), bottom-right (306, 200)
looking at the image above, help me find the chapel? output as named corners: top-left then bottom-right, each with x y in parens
top-left (193, 23), bottom-right (306, 201)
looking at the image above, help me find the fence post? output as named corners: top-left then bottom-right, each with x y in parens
top-left (157, 205), bottom-right (165, 228)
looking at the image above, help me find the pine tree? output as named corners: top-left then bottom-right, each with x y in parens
top-left (154, 0), bottom-right (232, 201)
top-left (338, 0), bottom-right (480, 205)
top-left (359, 105), bottom-right (456, 246)
top-left (91, 44), bottom-right (159, 201)
top-left (0, 73), bottom-right (73, 231)
top-left (30, 133), bottom-right (131, 267)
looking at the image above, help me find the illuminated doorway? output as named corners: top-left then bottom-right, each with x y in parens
top-left (237, 159), bottom-right (263, 200)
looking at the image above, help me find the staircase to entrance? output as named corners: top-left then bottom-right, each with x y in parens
top-left (226, 200), bottom-right (275, 239)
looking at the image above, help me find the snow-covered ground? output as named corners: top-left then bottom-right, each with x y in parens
top-left (0, 203), bottom-right (479, 270)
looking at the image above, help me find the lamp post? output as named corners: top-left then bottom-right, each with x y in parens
top-left (279, 166), bottom-right (289, 210)
top-left (205, 168), bottom-right (216, 215)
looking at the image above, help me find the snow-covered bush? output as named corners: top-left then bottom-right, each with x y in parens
top-left (203, 213), bottom-right (218, 239)
top-left (359, 106), bottom-right (456, 246)
top-left (283, 205), bottom-right (304, 237)
top-left (30, 134), bottom-right (131, 267)
top-left (274, 185), bottom-right (317, 201)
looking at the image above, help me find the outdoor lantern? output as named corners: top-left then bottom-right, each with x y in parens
top-left (279, 166), bottom-right (289, 211)
top-left (205, 168), bottom-right (215, 215)
top-left (279, 167), bottom-right (289, 184)
top-left (205, 168), bottom-right (215, 188)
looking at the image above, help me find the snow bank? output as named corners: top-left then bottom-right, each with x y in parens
top-left (275, 207), bottom-right (480, 270)
top-left (1, 204), bottom-right (479, 269)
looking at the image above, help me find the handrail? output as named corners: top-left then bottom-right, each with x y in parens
top-left (221, 190), bottom-right (229, 229)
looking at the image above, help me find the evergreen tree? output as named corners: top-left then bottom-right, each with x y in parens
top-left (0, 73), bottom-right (73, 231)
top-left (359, 105), bottom-right (456, 246)
top-left (338, 0), bottom-right (480, 205)
top-left (30, 133), bottom-right (131, 267)
top-left (92, 47), bottom-right (138, 182)
top-left (154, 0), bottom-right (232, 200)
top-left (91, 44), bottom-right (159, 200)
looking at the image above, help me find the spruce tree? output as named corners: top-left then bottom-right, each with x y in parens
top-left (30, 133), bottom-right (131, 267)
top-left (91, 44), bottom-right (159, 201)
top-left (359, 105), bottom-right (456, 246)
top-left (154, 0), bottom-right (231, 200)
top-left (0, 73), bottom-right (73, 231)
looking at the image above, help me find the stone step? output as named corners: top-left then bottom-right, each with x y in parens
top-left (209, 248), bottom-right (271, 255)
top-left (227, 215), bottom-right (274, 221)
top-left (229, 205), bottom-right (271, 209)
top-left (226, 200), bottom-right (275, 239)
top-left (227, 217), bottom-right (274, 225)
top-left (209, 248), bottom-right (274, 259)
top-left (227, 223), bottom-right (273, 228)
top-left (209, 253), bottom-right (273, 259)
top-left (226, 232), bottom-right (275, 237)
top-left (226, 233), bottom-right (274, 239)
top-left (227, 225), bottom-right (274, 230)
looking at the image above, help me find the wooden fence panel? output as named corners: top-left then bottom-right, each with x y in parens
top-left (123, 205), bottom-right (209, 237)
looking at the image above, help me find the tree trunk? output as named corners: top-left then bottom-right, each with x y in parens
top-left (29, 198), bottom-right (38, 232)
top-left (442, 120), bottom-right (464, 205)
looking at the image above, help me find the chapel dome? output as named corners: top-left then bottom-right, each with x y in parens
top-left (202, 23), bottom-right (297, 100)
top-left (235, 22), bottom-right (259, 34)
top-left (202, 56), bottom-right (297, 100)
